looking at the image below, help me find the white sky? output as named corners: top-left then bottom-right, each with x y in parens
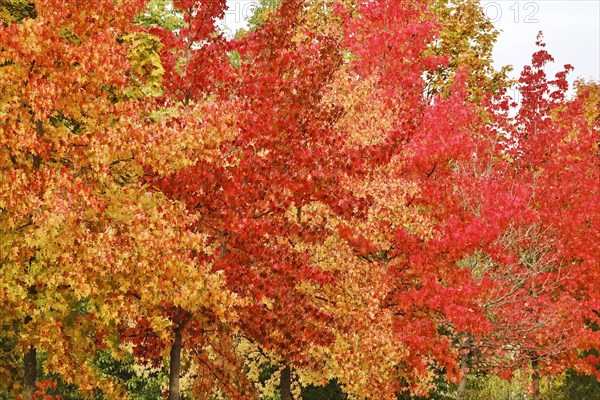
top-left (481, 0), bottom-right (600, 86)
top-left (223, 0), bottom-right (600, 87)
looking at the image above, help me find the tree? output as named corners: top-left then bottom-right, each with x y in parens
top-left (149, 0), bottom-right (348, 397)
top-left (1, 0), bottom-right (148, 394)
top-left (0, 1), bottom-right (236, 398)
top-left (448, 35), bottom-right (600, 400)
top-left (503, 35), bottom-right (599, 394)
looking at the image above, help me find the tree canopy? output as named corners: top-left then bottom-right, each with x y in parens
top-left (1, 1), bottom-right (598, 399)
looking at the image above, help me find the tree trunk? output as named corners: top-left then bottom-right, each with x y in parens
top-left (23, 346), bottom-right (37, 400)
top-left (280, 364), bottom-right (292, 400)
top-left (531, 357), bottom-right (540, 400)
top-left (169, 324), bottom-right (183, 400)
top-left (23, 122), bottom-right (41, 400)
top-left (456, 352), bottom-right (469, 400)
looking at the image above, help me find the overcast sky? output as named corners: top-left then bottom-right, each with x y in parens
top-left (223, 0), bottom-right (600, 87)
top-left (481, 0), bottom-right (599, 85)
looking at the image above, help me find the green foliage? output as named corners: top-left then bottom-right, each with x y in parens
top-left (246, 0), bottom-right (282, 31)
top-left (0, 350), bottom-right (168, 400)
top-left (228, 50), bottom-right (242, 70)
top-left (93, 351), bottom-right (166, 400)
top-left (50, 350), bottom-right (167, 400)
top-left (463, 373), bottom-right (530, 400)
top-left (302, 379), bottom-right (347, 400)
top-left (460, 371), bottom-right (569, 400)
top-left (136, 0), bottom-right (184, 31)
top-left (0, 0), bottom-right (36, 24)
top-left (559, 370), bottom-right (600, 400)
top-left (396, 378), bottom-right (455, 400)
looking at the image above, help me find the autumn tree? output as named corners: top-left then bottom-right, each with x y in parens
top-left (445, 36), bottom-right (600, 400)
top-left (502, 36), bottom-right (599, 395)
top-left (1, 0), bottom-right (149, 394)
top-left (149, 0), bottom-right (350, 397)
top-left (1, 1), bottom-right (239, 398)
top-left (109, 1), bottom-right (247, 399)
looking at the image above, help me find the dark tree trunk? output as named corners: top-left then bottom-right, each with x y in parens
top-left (169, 324), bottom-right (183, 400)
top-left (23, 123), bottom-right (41, 400)
top-left (456, 352), bottom-right (469, 400)
top-left (280, 364), bottom-right (292, 400)
top-left (23, 346), bottom-right (37, 400)
top-left (531, 357), bottom-right (541, 400)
